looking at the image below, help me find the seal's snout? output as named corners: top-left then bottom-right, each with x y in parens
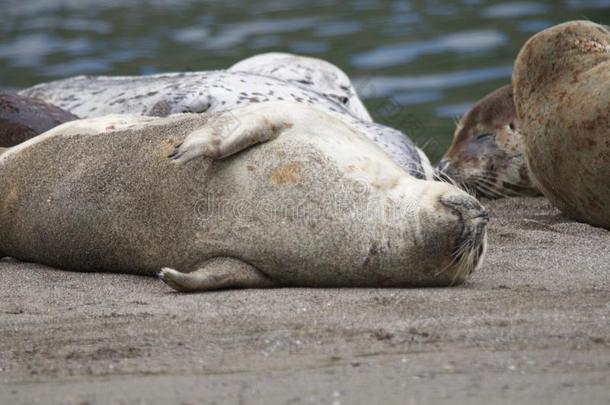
top-left (438, 192), bottom-right (489, 281)
top-left (439, 193), bottom-right (489, 241)
top-left (440, 193), bottom-right (485, 217)
top-left (474, 209), bottom-right (490, 221)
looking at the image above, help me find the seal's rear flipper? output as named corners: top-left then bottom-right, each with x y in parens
top-left (158, 257), bottom-right (277, 292)
top-left (168, 103), bottom-right (294, 163)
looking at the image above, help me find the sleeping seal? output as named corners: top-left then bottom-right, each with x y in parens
top-left (0, 102), bottom-right (488, 291)
top-left (514, 21), bottom-right (610, 229)
top-left (19, 59), bottom-right (432, 179)
top-left (20, 52), bottom-right (369, 121)
top-left (436, 85), bottom-right (540, 198)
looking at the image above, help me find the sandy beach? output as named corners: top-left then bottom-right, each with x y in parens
top-left (1, 197), bottom-right (608, 404)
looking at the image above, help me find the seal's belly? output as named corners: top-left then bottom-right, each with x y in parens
top-left (0, 113), bottom-right (407, 283)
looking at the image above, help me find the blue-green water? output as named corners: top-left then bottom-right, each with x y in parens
top-left (1, 0), bottom-right (609, 161)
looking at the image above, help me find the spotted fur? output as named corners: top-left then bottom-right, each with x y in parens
top-left (229, 52), bottom-right (372, 122)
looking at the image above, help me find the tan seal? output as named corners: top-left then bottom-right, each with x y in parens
top-left (437, 85), bottom-right (540, 198)
top-left (514, 20), bottom-right (610, 229)
top-left (0, 102), bottom-right (488, 291)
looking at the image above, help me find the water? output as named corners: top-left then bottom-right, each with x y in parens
top-left (1, 0), bottom-right (609, 162)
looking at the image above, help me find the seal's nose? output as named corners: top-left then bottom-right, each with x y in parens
top-left (440, 194), bottom-right (488, 220)
top-left (440, 192), bottom-right (489, 250)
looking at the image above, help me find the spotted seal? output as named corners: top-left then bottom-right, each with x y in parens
top-left (514, 20), bottom-right (610, 229)
top-left (0, 93), bottom-right (77, 147)
top-left (0, 102), bottom-right (488, 290)
top-left (19, 56), bottom-right (432, 179)
top-left (436, 85), bottom-right (540, 198)
top-left (229, 52), bottom-right (372, 122)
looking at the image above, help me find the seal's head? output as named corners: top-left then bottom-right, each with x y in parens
top-left (436, 85), bottom-right (539, 199)
top-left (230, 52), bottom-right (372, 122)
top-left (514, 20), bottom-right (610, 105)
top-left (404, 181), bottom-right (489, 286)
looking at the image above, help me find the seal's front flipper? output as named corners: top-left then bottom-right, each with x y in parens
top-left (168, 103), bottom-right (294, 163)
top-left (158, 257), bottom-right (277, 292)
top-left (0, 148), bottom-right (7, 156)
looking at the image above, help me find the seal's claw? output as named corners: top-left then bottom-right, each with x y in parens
top-left (167, 143), bottom-right (185, 160)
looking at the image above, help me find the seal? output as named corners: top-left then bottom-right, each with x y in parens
top-left (0, 101), bottom-right (489, 291)
top-left (19, 59), bottom-right (432, 179)
top-left (0, 93), bottom-right (77, 147)
top-left (514, 20), bottom-right (610, 229)
top-left (20, 52), bottom-right (371, 121)
top-left (436, 85), bottom-right (540, 198)
top-left (229, 52), bottom-right (372, 122)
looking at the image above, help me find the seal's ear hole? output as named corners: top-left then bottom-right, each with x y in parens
top-left (509, 122), bottom-right (516, 131)
top-left (339, 96), bottom-right (349, 105)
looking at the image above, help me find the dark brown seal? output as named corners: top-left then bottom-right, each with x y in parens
top-left (0, 93), bottom-right (77, 147)
top-left (437, 85), bottom-right (540, 198)
top-left (514, 20), bottom-right (610, 229)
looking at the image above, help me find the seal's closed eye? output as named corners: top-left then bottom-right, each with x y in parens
top-left (475, 133), bottom-right (494, 141)
top-left (436, 84), bottom-right (541, 199)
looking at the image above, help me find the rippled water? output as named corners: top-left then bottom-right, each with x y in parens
top-left (1, 0), bottom-right (609, 161)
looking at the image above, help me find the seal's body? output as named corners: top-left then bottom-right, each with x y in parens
top-left (437, 85), bottom-right (540, 198)
top-left (514, 21), bottom-right (610, 229)
top-left (0, 93), bottom-right (77, 147)
top-left (0, 102), bottom-right (488, 291)
top-left (20, 57), bottom-right (432, 179)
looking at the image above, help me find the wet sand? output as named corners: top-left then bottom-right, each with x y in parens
top-left (1, 197), bottom-right (608, 404)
